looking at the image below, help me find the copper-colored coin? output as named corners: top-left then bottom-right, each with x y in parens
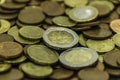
top-left (78, 68), bottom-right (109, 80)
top-left (0, 34), bottom-right (14, 42)
top-left (104, 50), bottom-right (120, 68)
top-left (0, 7), bottom-right (18, 14)
top-left (106, 68), bottom-right (120, 76)
top-left (0, 41), bottom-right (23, 59)
top-left (49, 68), bottom-right (74, 80)
top-left (28, 0), bottom-right (40, 6)
top-left (0, 0), bottom-right (26, 10)
top-left (110, 19), bottom-right (120, 33)
top-left (18, 6), bottom-right (45, 24)
top-left (99, 23), bottom-right (110, 30)
top-left (41, 1), bottom-right (65, 16)
top-left (0, 13), bottom-right (18, 20)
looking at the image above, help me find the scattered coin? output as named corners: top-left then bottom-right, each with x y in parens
top-left (59, 47), bottom-right (98, 70)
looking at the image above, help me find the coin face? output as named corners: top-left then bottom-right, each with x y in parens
top-left (68, 6), bottom-right (98, 22)
top-left (43, 27), bottom-right (79, 50)
top-left (78, 68), bottom-right (109, 80)
top-left (26, 45), bottom-right (59, 65)
top-left (59, 47), bottom-right (98, 70)
top-left (0, 41), bottom-right (23, 59)
top-left (110, 19), bottom-right (120, 33)
top-left (20, 62), bottom-right (53, 78)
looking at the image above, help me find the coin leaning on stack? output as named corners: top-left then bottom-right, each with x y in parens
top-left (0, 0), bottom-right (120, 80)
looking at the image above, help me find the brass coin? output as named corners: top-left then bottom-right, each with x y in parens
top-left (82, 27), bottom-right (112, 39)
top-left (78, 68), bottom-right (109, 80)
top-left (0, 0), bottom-right (26, 10)
top-left (18, 6), bottom-right (45, 25)
top-left (110, 19), bottom-right (120, 33)
top-left (0, 13), bottom-right (18, 20)
top-left (0, 68), bottom-right (24, 80)
top-left (41, 1), bottom-right (65, 16)
top-left (0, 41), bottom-right (23, 59)
top-left (49, 68), bottom-right (74, 80)
top-left (0, 34), bottom-right (14, 42)
top-left (104, 50), bottom-right (120, 68)
top-left (0, 63), bottom-right (11, 73)
top-left (106, 68), bottom-right (120, 76)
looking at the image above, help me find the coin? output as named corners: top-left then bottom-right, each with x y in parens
top-left (78, 34), bottom-right (87, 46)
top-left (67, 6), bottom-right (98, 22)
top-left (64, 0), bottom-right (88, 7)
top-left (0, 19), bottom-right (11, 34)
top-left (19, 26), bottom-right (44, 40)
top-left (112, 34), bottom-right (120, 48)
top-left (43, 27), bottom-right (79, 50)
top-left (89, 0), bottom-right (114, 16)
top-left (82, 27), bottom-right (112, 39)
top-left (0, 34), bottom-right (14, 42)
top-left (0, 63), bottom-right (11, 73)
top-left (13, 0), bottom-right (30, 3)
top-left (86, 39), bottom-right (115, 53)
top-left (0, 41), bottom-right (23, 59)
top-left (52, 16), bottom-right (76, 27)
top-left (110, 19), bottom-right (120, 33)
top-left (59, 47), bottom-right (98, 70)
top-left (26, 45), bottom-right (59, 65)
top-left (0, 0), bottom-right (26, 10)
top-left (8, 26), bottom-right (40, 44)
top-left (49, 68), bottom-right (74, 80)
top-left (78, 68), bottom-right (109, 80)
top-left (106, 68), bottom-right (120, 76)
top-left (104, 50), bottom-right (120, 68)
top-left (18, 6), bottom-right (45, 25)
top-left (20, 62), bottom-right (53, 78)
top-left (41, 1), bottom-right (65, 16)
top-left (0, 68), bottom-right (24, 80)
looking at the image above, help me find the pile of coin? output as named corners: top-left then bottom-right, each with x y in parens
top-left (0, 0), bottom-right (120, 80)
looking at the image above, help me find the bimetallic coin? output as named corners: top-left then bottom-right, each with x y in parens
top-left (43, 27), bottom-right (79, 50)
top-left (59, 47), bottom-right (98, 70)
top-left (68, 6), bottom-right (98, 22)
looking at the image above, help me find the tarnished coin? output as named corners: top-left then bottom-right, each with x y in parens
top-left (67, 6), bottom-right (98, 22)
top-left (59, 47), bottom-right (98, 70)
top-left (0, 41), bottom-right (23, 59)
top-left (43, 27), bottom-right (79, 50)
top-left (0, 19), bottom-right (11, 34)
top-left (0, 68), bottom-right (24, 80)
top-left (0, 0), bottom-right (26, 10)
top-left (0, 34), bottom-right (14, 42)
top-left (0, 63), bottom-right (11, 73)
top-left (41, 1), bottom-right (65, 16)
top-left (19, 26), bottom-right (44, 40)
top-left (26, 45), bottom-right (59, 65)
top-left (64, 0), bottom-right (88, 7)
top-left (86, 39), bottom-right (115, 53)
top-left (78, 68), bottom-right (109, 80)
top-left (0, 7), bottom-right (18, 14)
top-left (8, 26), bottom-right (40, 44)
top-left (104, 50), bottom-right (120, 68)
top-left (82, 27), bottom-right (112, 39)
top-left (52, 16), bottom-right (76, 27)
top-left (106, 68), bottom-right (120, 76)
top-left (110, 19), bottom-right (120, 33)
top-left (89, 0), bottom-right (114, 16)
top-left (18, 6), bottom-right (45, 25)
top-left (49, 68), bottom-right (74, 80)
top-left (0, 13), bottom-right (18, 20)
top-left (20, 62), bottom-right (53, 78)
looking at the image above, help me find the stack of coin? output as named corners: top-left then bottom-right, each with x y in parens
top-left (0, 0), bottom-right (120, 80)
